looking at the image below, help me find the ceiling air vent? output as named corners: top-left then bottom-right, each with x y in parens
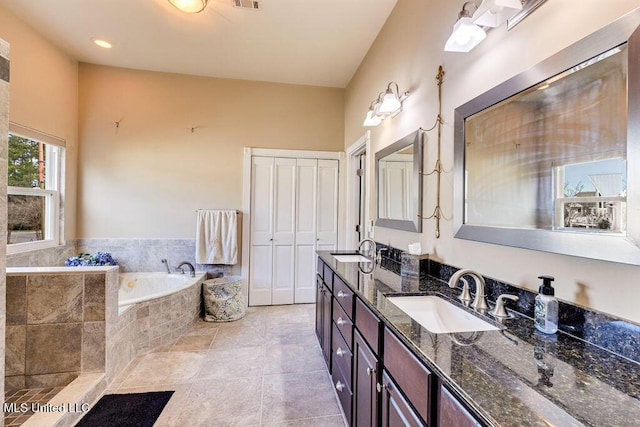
top-left (233, 0), bottom-right (260, 10)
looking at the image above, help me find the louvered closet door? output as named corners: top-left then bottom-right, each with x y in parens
top-left (295, 159), bottom-right (318, 304)
top-left (271, 158), bottom-right (297, 305)
top-left (249, 157), bottom-right (274, 306)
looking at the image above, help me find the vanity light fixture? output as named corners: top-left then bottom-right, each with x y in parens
top-left (363, 83), bottom-right (409, 127)
top-left (444, 2), bottom-right (486, 52)
top-left (473, 0), bottom-right (523, 28)
top-left (363, 102), bottom-right (383, 127)
top-left (168, 0), bottom-right (208, 13)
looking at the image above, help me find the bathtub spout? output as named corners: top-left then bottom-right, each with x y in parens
top-left (161, 258), bottom-right (171, 274)
top-left (176, 261), bottom-right (196, 277)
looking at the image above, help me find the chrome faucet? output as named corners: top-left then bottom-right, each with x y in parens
top-left (448, 269), bottom-right (489, 312)
top-left (176, 261), bottom-right (196, 277)
top-left (358, 238), bottom-right (376, 258)
top-left (161, 258), bottom-right (171, 274)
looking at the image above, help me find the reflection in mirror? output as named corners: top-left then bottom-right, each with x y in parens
top-left (378, 145), bottom-right (414, 221)
top-left (464, 45), bottom-right (627, 233)
top-left (376, 130), bottom-right (423, 232)
top-left (454, 10), bottom-right (640, 265)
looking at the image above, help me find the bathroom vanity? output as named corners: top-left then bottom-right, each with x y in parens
top-left (315, 251), bottom-right (640, 426)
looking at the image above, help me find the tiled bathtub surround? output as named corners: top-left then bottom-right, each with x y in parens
top-left (7, 239), bottom-right (234, 278)
top-left (105, 272), bottom-right (205, 385)
top-left (5, 267), bottom-right (117, 392)
top-left (76, 239), bottom-right (232, 276)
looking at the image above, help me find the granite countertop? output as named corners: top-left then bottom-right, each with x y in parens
top-left (318, 251), bottom-right (640, 427)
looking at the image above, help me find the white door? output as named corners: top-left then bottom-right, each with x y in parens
top-left (294, 159), bottom-right (318, 304)
top-left (317, 159), bottom-right (339, 252)
top-left (249, 155), bottom-right (339, 306)
top-left (272, 158), bottom-right (297, 305)
top-left (249, 157), bottom-right (274, 305)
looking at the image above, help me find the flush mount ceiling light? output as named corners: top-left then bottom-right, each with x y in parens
top-left (363, 83), bottom-right (409, 127)
top-left (91, 38), bottom-right (112, 49)
top-left (168, 0), bottom-right (208, 13)
top-left (444, 2), bottom-right (486, 52)
top-left (473, 0), bottom-right (523, 28)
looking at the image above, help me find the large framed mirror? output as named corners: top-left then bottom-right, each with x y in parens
top-left (453, 9), bottom-right (640, 265)
top-left (376, 129), bottom-right (423, 232)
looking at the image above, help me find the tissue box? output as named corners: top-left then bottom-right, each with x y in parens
top-left (401, 252), bottom-right (429, 278)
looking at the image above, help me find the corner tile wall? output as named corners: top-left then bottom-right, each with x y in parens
top-left (76, 238), bottom-right (231, 276)
top-left (5, 268), bottom-right (115, 392)
top-left (6, 242), bottom-right (76, 268)
top-left (1, 37), bottom-right (10, 426)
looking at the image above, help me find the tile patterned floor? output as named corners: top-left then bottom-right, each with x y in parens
top-left (106, 304), bottom-right (347, 427)
top-left (4, 386), bottom-right (65, 426)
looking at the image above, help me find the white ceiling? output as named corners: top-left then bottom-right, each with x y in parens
top-left (0, 0), bottom-right (398, 88)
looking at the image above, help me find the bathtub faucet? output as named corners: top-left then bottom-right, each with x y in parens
top-left (161, 258), bottom-right (171, 274)
top-left (176, 261), bottom-right (196, 277)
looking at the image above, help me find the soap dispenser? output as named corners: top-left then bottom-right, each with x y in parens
top-left (535, 275), bottom-right (558, 334)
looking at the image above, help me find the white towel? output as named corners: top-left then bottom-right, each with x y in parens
top-left (195, 210), bottom-right (238, 265)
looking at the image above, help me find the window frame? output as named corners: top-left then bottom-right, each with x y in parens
top-left (7, 124), bottom-right (65, 254)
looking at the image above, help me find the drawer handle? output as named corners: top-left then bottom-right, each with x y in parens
top-left (336, 317), bottom-right (346, 326)
top-left (337, 290), bottom-right (347, 298)
top-left (336, 347), bottom-right (346, 357)
top-left (336, 381), bottom-right (344, 392)
top-left (366, 367), bottom-right (375, 376)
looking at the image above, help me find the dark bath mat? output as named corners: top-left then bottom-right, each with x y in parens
top-left (76, 391), bottom-right (174, 427)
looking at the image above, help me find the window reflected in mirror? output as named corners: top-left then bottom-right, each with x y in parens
top-left (463, 44), bottom-right (627, 235)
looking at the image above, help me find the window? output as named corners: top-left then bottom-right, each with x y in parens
top-left (7, 124), bottom-right (64, 253)
top-left (553, 158), bottom-right (627, 233)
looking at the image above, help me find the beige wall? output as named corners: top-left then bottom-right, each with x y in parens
top-left (0, 5), bottom-right (79, 241)
top-left (78, 64), bottom-right (344, 238)
top-left (345, 0), bottom-right (640, 323)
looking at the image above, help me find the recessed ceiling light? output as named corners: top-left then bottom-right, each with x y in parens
top-left (91, 38), bottom-right (112, 49)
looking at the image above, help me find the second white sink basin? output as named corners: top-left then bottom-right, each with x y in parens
top-left (332, 254), bottom-right (372, 263)
top-left (386, 295), bottom-right (499, 334)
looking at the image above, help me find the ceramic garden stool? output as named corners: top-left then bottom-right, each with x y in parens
top-left (202, 276), bottom-right (247, 322)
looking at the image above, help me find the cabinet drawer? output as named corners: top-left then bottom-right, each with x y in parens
top-left (323, 265), bottom-right (334, 290)
top-left (331, 357), bottom-right (353, 425)
top-left (333, 300), bottom-right (354, 349)
top-left (383, 328), bottom-right (432, 424)
top-left (355, 298), bottom-right (381, 355)
top-left (333, 275), bottom-right (354, 318)
top-left (332, 323), bottom-right (353, 388)
top-left (438, 384), bottom-right (482, 427)
top-left (317, 258), bottom-right (325, 279)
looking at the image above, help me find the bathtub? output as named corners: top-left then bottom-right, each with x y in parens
top-left (118, 272), bottom-right (206, 313)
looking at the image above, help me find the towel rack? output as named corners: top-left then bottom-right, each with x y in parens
top-left (195, 209), bottom-right (240, 214)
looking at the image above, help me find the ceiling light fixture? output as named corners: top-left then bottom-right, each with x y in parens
top-left (363, 82), bottom-right (409, 127)
top-left (91, 38), bottom-right (112, 49)
top-left (444, 2), bottom-right (486, 52)
top-left (168, 0), bottom-right (208, 13)
top-left (473, 0), bottom-right (523, 28)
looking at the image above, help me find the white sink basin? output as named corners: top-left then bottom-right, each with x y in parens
top-left (332, 254), bottom-right (372, 263)
top-left (386, 295), bottom-right (499, 334)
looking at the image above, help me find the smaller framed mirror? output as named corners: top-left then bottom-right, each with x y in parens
top-left (376, 130), bottom-right (423, 232)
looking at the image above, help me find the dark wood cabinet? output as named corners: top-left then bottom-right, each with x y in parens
top-left (315, 271), bottom-right (332, 369)
top-left (383, 328), bottom-right (432, 425)
top-left (380, 370), bottom-right (426, 427)
top-left (316, 257), bottom-right (485, 427)
top-left (438, 385), bottom-right (481, 427)
top-left (353, 330), bottom-right (379, 427)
